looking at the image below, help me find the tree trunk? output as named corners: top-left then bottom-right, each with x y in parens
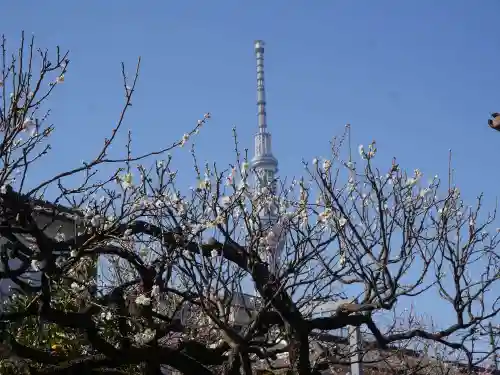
top-left (287, 330), bottom-right (311, 375)
top-left (223, 349), bottom-right (241, 375)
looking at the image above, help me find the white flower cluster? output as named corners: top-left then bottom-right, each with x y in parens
top-left (312, 157), bottom-right (334, 174)
top-left (180, 113), bottom-right (210, 147)
top-left (339, 250), bottom-right (346, 267)
top-left (22, 118), bottom-right (37, 137)
top-left (317, 208), bottom-right (347, 230)
top-left (406, 169), bottom-right (423, 188)
top-left (151, 285), bottom-right (160, 297)
top-left (133, 190), bottom-right (187, 216)
top-left (54, 232), bottom-right (66, 242)
top-left (358, 141), bottom-right (377, 160)
top-left (135, 294), bottom-right (151, 306)
top-left (133, 328), bottom-right (156, 345)
top-left (265, 224), bottom-right (282, 252)
top-left (100, 310), bottom-right (113, 321)
top-left (70, 277), bottom-right (96, 293)
top-left (119, 172), bottom-right (134, 190)
top-left (71, 282), bottom-right (86, 292)
top-left (80, 209), bottom-right (118, 232)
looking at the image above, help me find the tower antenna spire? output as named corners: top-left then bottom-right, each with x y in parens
top-left (251, 40), bottom-right (278, 192)
top-left (255, 40), bottom-right (267, 132)
top-left (251, 40), bottom-right (282, 276)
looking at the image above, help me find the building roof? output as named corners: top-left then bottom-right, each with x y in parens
top-left (0, 191), bottom-right (84, 301)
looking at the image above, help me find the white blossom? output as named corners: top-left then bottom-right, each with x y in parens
top-left (120, 172), bottom-right (133, 190)
top-left (90, 215), bottom-right (103, 228)
top-left (318, 209), bottom-right (332, 223)
top-left (358, 144), bottom-right (365, 158)
top-left (134, 328), bottom-right (156, 345)
top-left (210, 249), bottom-right (218, 258)
top-left (151, 285), bottom-right (160, 297)
top-left (23, 118), bottom-right (36, 135)
top-left (154, 199), bottom-right (165, 208)
top-left (176, 201), bottom-right (188, 215)
top-left (135, 294), bottom-right (151, 306)
top-left (338, 217), bottom-right (347, 227)
top-left (71, 282), bottom-right (85, 292)
top-left (367, 142), bottom-right (377, 158)
top-left (241, 161), bottom-right (250, 175)
top-left (322, 159), bottom-right (331, 172)
top-left (180, 133), bottom-right (189, 147)
top-left (0, 185), bottom-right (7, 194)
top-left (55, 232), bottom-right (66, 242)
top-left (339, 251), bottom-right (346, 267)
top-left (198, 178), bottom-right (210, 190)
top-left (100, 310), bottom-right (113, 321)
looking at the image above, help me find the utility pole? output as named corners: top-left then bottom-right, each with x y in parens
top-left (330, 299), bottom-right (364, 375)
top-left (348, 324), bottom-right (364, 375)
top-left (489, 322), bottom-right (498, 371)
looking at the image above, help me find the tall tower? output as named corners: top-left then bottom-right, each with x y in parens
top-left (251, 40), bottom-right (278, 193)
top-left (251, 40), bottom-right (282, 275)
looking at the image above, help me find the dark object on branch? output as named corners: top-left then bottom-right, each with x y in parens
top-left (488, 113), bottom-right (500, 131)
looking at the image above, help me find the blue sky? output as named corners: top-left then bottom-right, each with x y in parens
top-left (3, 0), bottom-right (500, 203)
top-left (3, 0), bottom-right (500, 348)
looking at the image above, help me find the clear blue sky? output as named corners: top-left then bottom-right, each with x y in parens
top-left (3, 0), bottom-right (500, 342)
